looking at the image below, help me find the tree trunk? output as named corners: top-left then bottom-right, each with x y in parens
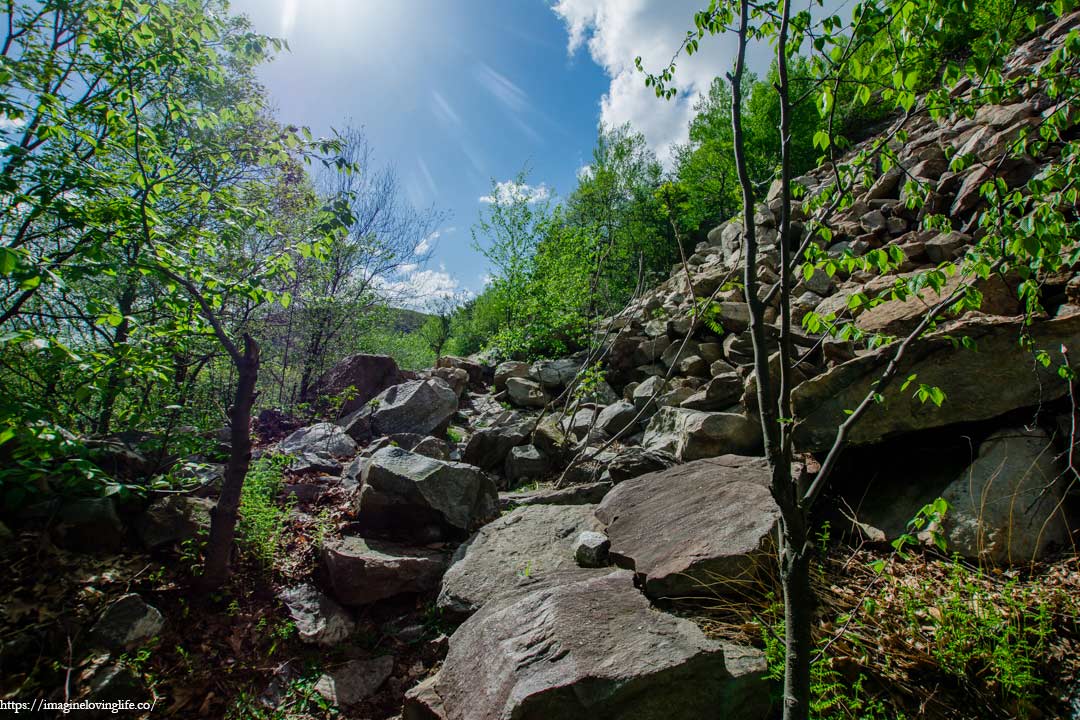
top-left (780, 530), bottom-right (814, 720)
top-left (201, 334), bottom-right (259, 589)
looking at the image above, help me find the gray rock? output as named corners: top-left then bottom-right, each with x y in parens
top-left (860, 209), bottom-right (888, 233)
top-left (371, 379), bottom-right (459, 437)
top-left (680, 373), bottom-right (743, 411)
top-left (597, 456), bottom-right (780, 599)
top-left (924, 231), bottom-right (970, 263)
top-left (595, 400), bottom-right (639, 437)
top-left (90, 594), bottom-right (164, 650)
top-left (531, 358), bottom-right (580, 390)
top-left (504, 445), bottom-right (549, 484)
top-left (308, 354), bottom-right (403, 415)
top-left (288, 451), bottom-right (343, 475)
top-left (412, 436), bottom-right (451, 461)
top-left (632, 376), bottom-right (669, 414)
top-left (573, 531), bottom-right (610, 568)
top-left (462, 418), bottom-right (531, 471)
top-left (322, 536), bottom-right (448, 605)
top-left (793, 314), bottom-right (1080, 451)
top-left (437, 504), bottom-right (605, 617)
top-left (643, 407), bottom-right (762, 461)
top-left (358, 447), bottom-right (498, 541)
top-left (281, 423), bottom-right (358, 458)
top-left (433, 367), bottom-right (469, 398)
top-left (315, 656), bottom-right (394, 706)
top-left (278, 584), bottom-right (355, 646)
top-left (941, 428), bottom-right (1070, 564)
top-left (135, 496), bottom-right (213, 549)
top-left (494, 361), bottom-right (530, 392)
top-left (801, 267), bottom-right (834, 296)
top-left (604, 447), bottom-right (678, 484)
top-left (408, 571), bottom-right (770, 720)
top-left (499, 481), bottom-right (614, 509)
top-left (506, 377), bottom-right (550, 408)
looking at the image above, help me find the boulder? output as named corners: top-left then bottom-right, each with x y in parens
top-left (309, 354), bottom-right (404, 415)
top-left (632, 376), bottom-right (669, 414)
top-left (432, 367), bottom-right (469, 398)
top-left (90, 594), bottom-right (164, 650)
top-left (437, 504), bottom-right (605, 618)
top-left (940, 428), bottom-right (1070, 564)
top-left (358, 447), bottom-right (498, 542)
top-left (322, 536), bottom-right (449, 605)
top-left (793, 314), bottom-right (1080, 451)
top-left (530, 358), bottom-right (580, 389)
top-left (462, 417), bottom-right (530, 471)
top-left (855, 269), bottom-right (1019, 337)
top-left (135, 496), bottom-right (213, 549)
top-left (680, 373), bottom-right (743, 411)
top-left (494, 361), bottom-right (530, 392)
top-left (595, 400), bottom-right (639, 437)
top-left (604, 447), bottom-right (678, 484)
top-left (278, 584), bottom-right (355, 646)
top-left (596, 456), bottom-right (780, 599)
top-left (506, 377), bottom-right (550, 408)
top-left (280, 423), bottom-right (357, 458)
top-left (371, 379), bottom-right (459, 437)
top-left (315, 656), bottom-right (394, 706)
top-left (412, 436), bottom-right (451, 461)
top-left (504, 445), bottom-right (549, 484)
top-left (643, 407), bottom-right (762, 461)
top-left (408, 571), bottom-right (770, 720)
top-left (437, 356), bottom-right (488, 387)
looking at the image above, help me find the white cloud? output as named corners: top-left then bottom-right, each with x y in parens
top-left (576, 163), bottom-right (593, 181)
top-left (551, 0), bottom-right (765, 167)
top-left (0, 115), bottom-right (25, 132)
top-left (475, 62), bottom-right (529, 114)
top-left (378, 267), bottom-right (465, 308)
top-left (415, 230), bottom-right (440, 255)
top-left (479, 180), bottom-right (550, 205)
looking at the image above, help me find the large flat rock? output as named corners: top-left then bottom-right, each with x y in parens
top-left (437, 504), bottom-right (605, 618)
top-left (596, 456), bottom-right (780, 599)
top-left (406, 571), bottom-right (770, 720)
top-left (321, 536), bottom-right (448, 606)
top-left (793, 314), bottom-right (1080, 451)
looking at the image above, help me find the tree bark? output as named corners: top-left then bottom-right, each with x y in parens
top-left (780, 523), bottom-right (814, 720)
top-left (201, 334), bottom-right (259, 589)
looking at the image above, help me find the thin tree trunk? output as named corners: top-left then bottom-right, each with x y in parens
top-left (201, 334), bottom-right (259, 589)
top-left (780, 522), bottom-right (814, 720)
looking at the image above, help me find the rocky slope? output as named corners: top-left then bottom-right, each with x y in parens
top-left (7, 11), bottom-right (1080, 719)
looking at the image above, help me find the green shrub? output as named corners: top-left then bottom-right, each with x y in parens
top-left (237, 455), bottom-right (291, 567)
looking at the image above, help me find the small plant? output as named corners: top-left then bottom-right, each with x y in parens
top-left (237, 454), bottom-right (291, 568)
top-left (446, 427), bottom-right (464, 443)
top-left (311, 508), bottom-right (334, 549)
top-left (572, 362), bottom-right (608, 402)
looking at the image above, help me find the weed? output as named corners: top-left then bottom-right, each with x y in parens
top-left (237, 454), bottom-right (291, 568)
top-left (446, 427), bottom-right (464, 443)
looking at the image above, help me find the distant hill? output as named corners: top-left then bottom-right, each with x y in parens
top-left (384, 306), bottom-right (433, 334)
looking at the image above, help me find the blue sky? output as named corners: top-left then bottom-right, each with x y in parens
top-left (227, 0), bottom-right (775, 306)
